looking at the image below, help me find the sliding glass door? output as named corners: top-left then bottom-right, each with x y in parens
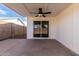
top-left (33, 21), bottom-right (49, 37)
top-left (41, 21), bottom-right (49, 37)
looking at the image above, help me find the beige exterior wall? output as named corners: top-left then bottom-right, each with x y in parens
top-left (55, 4), bottom-right (79, 55)
top-left (27, 17), bottom-right (56, 39)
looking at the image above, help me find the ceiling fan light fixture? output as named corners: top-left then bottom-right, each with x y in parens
top-left (34, 8), bottom-right (51, 17)
top-left (38, 14), bottom-right (42, 17)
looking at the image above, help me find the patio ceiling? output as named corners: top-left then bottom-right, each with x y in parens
top-left (3, 3), bottom-right (71, 17)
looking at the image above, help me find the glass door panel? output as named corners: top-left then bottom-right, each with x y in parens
top-left (42, 21), bottom-right (49, 37)
top-left (33, 21), bottom-right (41, 37)
top-left (33, 21), bottom-right (49, 37)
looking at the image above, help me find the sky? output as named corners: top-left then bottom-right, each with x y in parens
top-left (0, 4), bottom-right (27, 25)
top-left (0, 4), bottom-right (20, 17)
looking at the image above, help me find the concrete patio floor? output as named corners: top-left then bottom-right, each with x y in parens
top-left (0, 39), bottom-right (78, 56)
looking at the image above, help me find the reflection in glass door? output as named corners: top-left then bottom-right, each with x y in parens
top-left (33, 21), bottom-right (49, 37)
top-left (33, 21), bottom-right (41, 37)
top-left (42, 21), bottom-right (49, 37)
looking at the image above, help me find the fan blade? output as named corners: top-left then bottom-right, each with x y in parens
top-left (42, 14), bottom-right (46, 17)
top-left (43, 12), bottom-right (51, 14)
